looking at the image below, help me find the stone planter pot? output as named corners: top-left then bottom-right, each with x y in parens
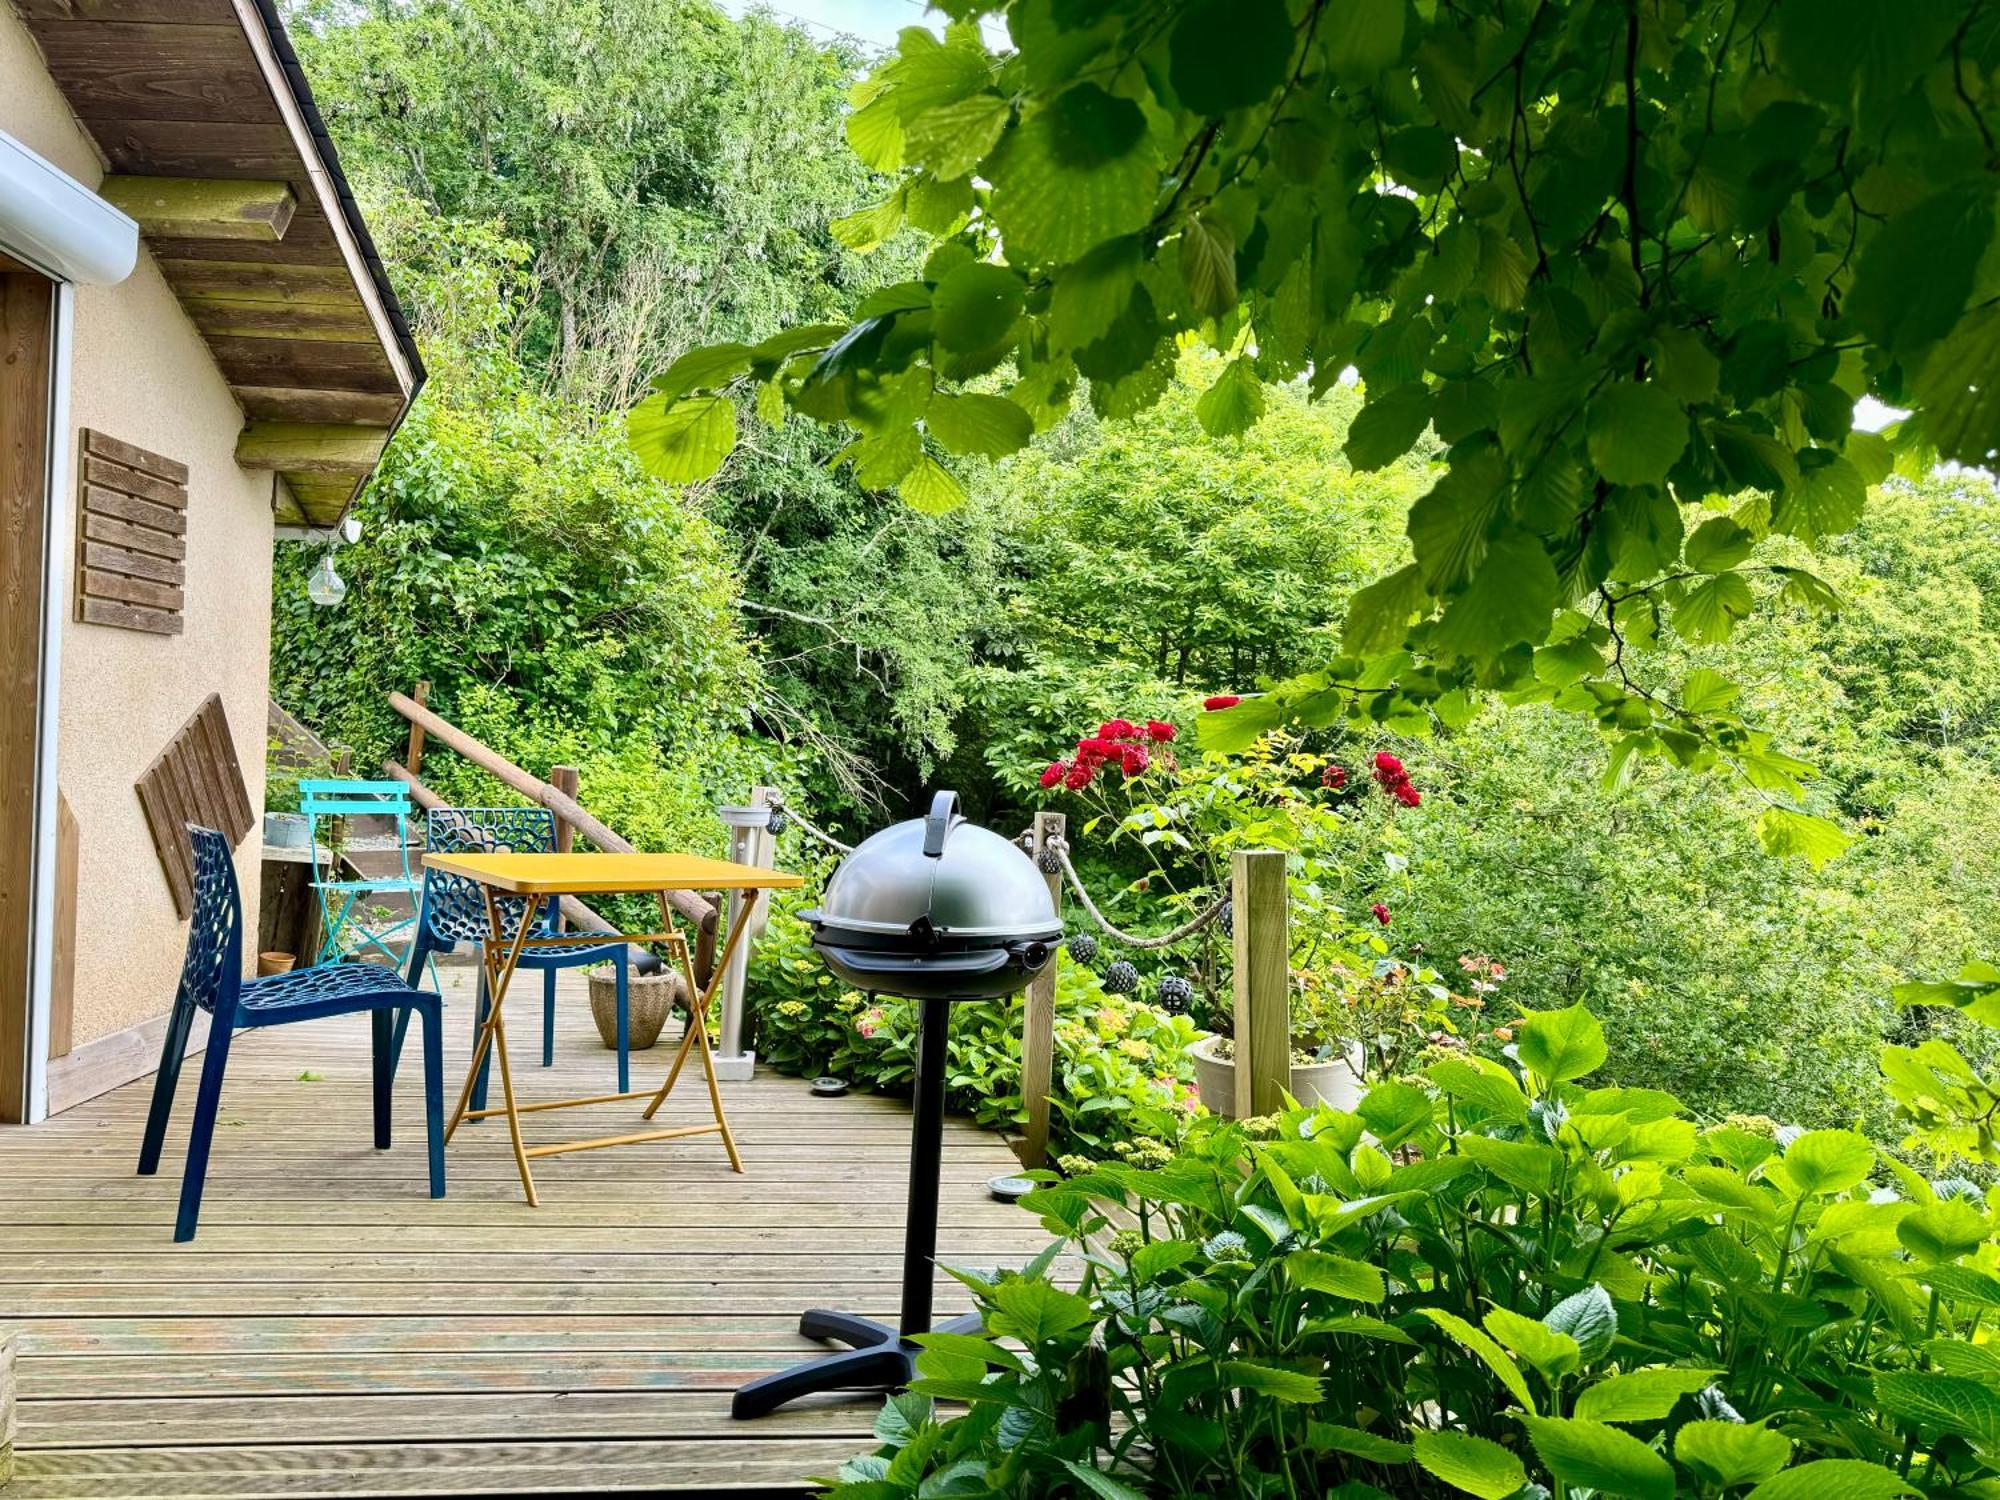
top-left (1190, 1032), bottom-right (1365, 1118)
top-left (588, 968), bottom-right (684, 1051)
top-left (263, 812), bottom-right (309, 849)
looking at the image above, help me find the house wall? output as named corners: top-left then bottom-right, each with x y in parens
top-left (1, 10), bottom-right (273, 1077)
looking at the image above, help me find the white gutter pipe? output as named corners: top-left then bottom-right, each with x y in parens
top-left (0, 127), bottom-right (137, 286)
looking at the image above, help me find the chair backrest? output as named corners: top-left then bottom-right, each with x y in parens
top-left (300, 778), bottom-right (418, 886)
top-left (419, 807), bottom-right (560, 946)
top-left (178, 826), bottom-right (244, 1020)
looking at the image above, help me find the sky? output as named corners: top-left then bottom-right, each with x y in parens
top-left (713, 0), bottom-right (1008, 52)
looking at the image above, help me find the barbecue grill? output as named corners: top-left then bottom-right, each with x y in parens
top-left (732, 791), bottom-right (1060, 1419)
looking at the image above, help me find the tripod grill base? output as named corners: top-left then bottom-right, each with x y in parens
top-left (730, 1308), bottom-right (984, 1419)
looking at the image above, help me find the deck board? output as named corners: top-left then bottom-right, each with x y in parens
top-left (0, 968), bottom-right (1053, 1496)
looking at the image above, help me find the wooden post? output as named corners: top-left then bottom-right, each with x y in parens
top-left (404, 680), bottom-right (431, 780)
top-left (1231, 849), bottom-right (1289, 1118)
top-left (330, 747), bottom-right (352, 777)
top-left (1018, 811), bottom-right (1064, 1168)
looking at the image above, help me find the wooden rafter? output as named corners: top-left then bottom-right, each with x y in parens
top-left (98, 176), bottom-right (296, 243)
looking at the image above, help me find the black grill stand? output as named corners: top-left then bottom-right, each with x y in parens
top-left (732, 994), bottom-right (983, 1418)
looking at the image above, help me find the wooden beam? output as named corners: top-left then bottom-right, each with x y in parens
top-left (234, 422), bottom-right (386, 474)
top-left (99, 176), bottom-right (296, 242)
top-left (1231, 849), bottom-right (1291, 1118)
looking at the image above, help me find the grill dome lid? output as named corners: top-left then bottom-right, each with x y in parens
top-left (806, 791), bottom-right (1060, 943)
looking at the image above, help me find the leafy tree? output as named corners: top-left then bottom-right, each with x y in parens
top-left (635, 0), bottom-right (2000, 865)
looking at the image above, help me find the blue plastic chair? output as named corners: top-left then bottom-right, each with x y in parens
top-left (138, 826), bottom-right (445, 1242)
top-left (300, 779), bottom-right (432, 975)
top-left (396, 808), bottom-right (633, 1108)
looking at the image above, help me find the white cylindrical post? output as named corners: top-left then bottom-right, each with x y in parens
top-left (714, 788), bottom-right (777, 1081)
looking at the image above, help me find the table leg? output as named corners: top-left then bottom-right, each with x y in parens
top-left (641, 887), bottom-right (762, 1173)
top-left (446, 891), bottom-right (540, 1206)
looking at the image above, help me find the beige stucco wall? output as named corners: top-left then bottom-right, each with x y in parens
top-left (3, 9), bottom-right (272, 1054)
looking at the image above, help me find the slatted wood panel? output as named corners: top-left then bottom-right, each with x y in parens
top-left (0, 968), bottom-right (1056, 1497)
top-left (134, 694), bottom-right (254, 917)
top-left (73, 429), bottom-right (187, 636)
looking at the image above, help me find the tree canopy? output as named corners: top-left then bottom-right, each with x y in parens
top-left (633, 0), bottom-right (2000, 864)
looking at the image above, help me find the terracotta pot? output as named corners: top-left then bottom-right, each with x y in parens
top-left (257, 951), bottom-right (296, 977)
top-left (587, 968), bottom-right (683, 1051)
top-left (1189, 1032), bottom-right (1365, 1118)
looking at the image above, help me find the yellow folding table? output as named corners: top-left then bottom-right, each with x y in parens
top-left (421, 850), bottom-right (803, 1206)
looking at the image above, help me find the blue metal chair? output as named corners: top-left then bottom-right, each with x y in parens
top-left (397, 807), bottom-right (634, 1108)
top-left (300, 778), bottom-right (431, 975)
top-left (138, 826), bottom-right (445, 1242)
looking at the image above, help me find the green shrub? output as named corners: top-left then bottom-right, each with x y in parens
top-left (750, 909), bottom-right (1202, 1159)
top-left (823, 998), bottom-right (2000, 1499)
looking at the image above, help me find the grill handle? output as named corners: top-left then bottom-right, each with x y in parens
top-left (922, 790), bottom-right (960, 857)
top-left (820, 945), bottom-right (1010, 979)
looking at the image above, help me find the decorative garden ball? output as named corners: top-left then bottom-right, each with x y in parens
top-left (1101, 960), bottom-right (1138, 995)
top-left (1066, 932), bottom-right (1099, 965)
top-left (1219, 898), bottom-right (1234, 938)
top-left (1156, 974), bottom-right (1194, 1014)
top-left (1038, 843), bottom-right (1062, 875)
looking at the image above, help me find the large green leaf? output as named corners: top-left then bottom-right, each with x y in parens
top-left (1773, 1128), bottom-right (1875, 1196)
top-left (1485, 1306), bottom-right (1582, 1380)
top-left (1873, 1371), bottom-right (2000, 1446)
top-left (1846, 188), bottom-right (1995, 358)
top-left (1674, 572), bottom-right (1755, 644)
top-left (1168, 0), bottom-right (1293, 115)
top-left (1519, 1415), bottom-right (1677, 1500)
top-left (1309, 1423), bottom-right (1414, 1463)
top-left (1343, 563), bottom-right (1430, 656)
top-left (1195, 358), bottom-right (1266, 437)
top-left (1773, 455), bottom-right (1866, 544)
top-left (627, 393), bottom-right (735, 484)
top-left (1345, 382), bottom-right (1433, 471)
top-left (902, 93), bottom-right (1010, 180)
top-left (1218, 1359), bottom-right (1325, 1402)
top-left (1324, 0), bottom-right (1406, 75)
top-left (1408, 449), bottom-right (1504, 590)
top-left (985, 103), bottom-right (1158, 268)
top-left (1061, 1459), bottom-right (1148, 1500)
top-left (1914, 302), bottom-right (2000, 468)
top-left (1413, 1430), bottom-right (1529, 1500)
top-left (931, 262), bottom-right (1024, 353)
top-left (1894, 1199), bottom-right (1991, 1263)
top-left (1743, 1460), bottom-right (1916, 1500)
top-left (1674, 1421), bottom-right (1793, 1489)
top-left (1755, 807), bottom-right (1852, 869)
top-left (1179, 213), bottom-right (1237, 321)
top-left (1430, 531), bottom-right (1559, 661)
top-left (1543, 1285), bottom-right (1618, 1364)
top-left (897, 453), bottom-right (969, 515)
top-left (1586, 383), bottom-right (1689, 487)
top-left (649, 342), bottom-right (751, 401)
top-left (1574, 1367), bottom-right (1718, 1423)
top-left (985, 1276), bottom-right (1094, 1343)
top-left (1286, 1251), bottom-right (1387, 1303)
top-left (1516, 1002), bottom-right (1607, 1086)
top-left (926, 391), bottom-right (1033, 457)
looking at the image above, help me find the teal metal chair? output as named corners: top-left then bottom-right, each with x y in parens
top-left (301, 779), bottom-right (433, 980)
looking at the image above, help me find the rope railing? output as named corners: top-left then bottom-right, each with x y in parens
top-left (763, 790), bottom-right (854, 856)
top-left (1045, 835), bottom-right (1226, 950)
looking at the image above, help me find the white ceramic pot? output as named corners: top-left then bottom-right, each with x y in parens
top-left (1190, 1032), bottom-right (1365, 1118)
top-left (264, 811), bottom-right (309, 849)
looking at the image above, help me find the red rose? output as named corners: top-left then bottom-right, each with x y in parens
top-left (1392, 781), bottom-right (1422, 808)
top-left (1371, 902), bottom-right (1392, 925)
top-left (1145, 719), bottom-right (1177, 742)
top-left (1063, 761), bottom-right (1095, 791)
top-left (1040, 760), bottom-right (1066, 789)
top-left (1321, 764), bottom-right (1348, 790)
top-left (1120, 744), bottom-right (1151, 775)
top-left (1098, 718), bottom-right (1138, 741)
top-left (1077, 737), bottom-right (1117, 760)
top-left (1372, 751), bottom-right (1405, 782)
top-left (1203, 694), bottom-right (1241, 711)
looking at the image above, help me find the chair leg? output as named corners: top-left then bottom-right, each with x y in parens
top-left (615, 957), bottom-right (630, 1095)
top-left (542, 967), bottom-right (556, 1069)
top-left (471, 969), bottom-right (492, 1116)
top-left (174, 1017), bottom-right (236, 1242)
top-left (138, 998), bottom-right (196, 1177)
top-left (421, 1002), bottom-right (445, 1199)
top-left (371, 1007), bottom-right (393, 1150)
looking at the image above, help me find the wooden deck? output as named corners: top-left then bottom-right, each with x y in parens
top-left (0, 967), bottom-right (1055, 1497)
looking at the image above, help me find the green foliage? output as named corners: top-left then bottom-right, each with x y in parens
top-left (824, 1006), bottom-right (2000, 1498)
top-left (749, 904), bottom-right (1200, 1159)
top-left (645, 0), bottom-right (2000, 857)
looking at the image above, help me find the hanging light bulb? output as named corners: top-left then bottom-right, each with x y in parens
top-left (306, 551), bottom-right (346, 608)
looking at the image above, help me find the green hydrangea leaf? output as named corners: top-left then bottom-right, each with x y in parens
top-left (1544, 1285), bottom-right (1618, 1364)
top-left (1484, 1306), bottom-right (1582, 1380)
top-left (1774, 1127), bottom-right (1875, 1195)
top-left (1519, 1414), bottom-right (1677, 1500)
top-left (1574, 1366), bottom-right (1719, 1423)
top-left (1744, 1459), bottom-right (1916, 1500)
top-left (1413, 1430), bottom-right (1528, 1500)
top-left (1675, 1422), bottom-right (1793, 1490)
top-left (1895, 1200), bottom-right (1992, 1263)
top-left (1516, 1001), bottom-right (1607, 1086)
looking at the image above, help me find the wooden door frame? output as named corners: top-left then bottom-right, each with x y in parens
top-left (0, 254), bottom-right (73, 1124)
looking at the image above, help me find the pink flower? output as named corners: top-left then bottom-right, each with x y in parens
top-left (1371, 902), bottom-right (1392, 925)
top-left (1145, 720), bottom-right (1177, 743)
top-left (1040, 760), bottom-right (1066, 789)
top-left (1203, 695), bottom-right (1241, 711)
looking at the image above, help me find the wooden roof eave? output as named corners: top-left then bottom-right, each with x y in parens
top-left (12, 0), bottom-right (426, 528)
